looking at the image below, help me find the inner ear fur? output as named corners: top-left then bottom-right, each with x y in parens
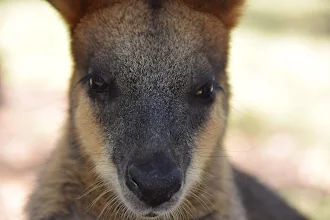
top-left (46, 0), bottom-right (87, 29)
top-left (182, 0), bottom-right (246, 29)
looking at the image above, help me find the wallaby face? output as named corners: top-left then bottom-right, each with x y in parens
top-left (29, 0), bottom-right (245, 219)
top-left (72, 1), bottom-right (230, 217)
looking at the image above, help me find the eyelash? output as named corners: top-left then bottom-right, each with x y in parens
top-left (79, 73), bottom-right (94, 85)
top-left (195, 80), bottom-right (224, 93)
top-left (211, 81), bottom-right (224, 92)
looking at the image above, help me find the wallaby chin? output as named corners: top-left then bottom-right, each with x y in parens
top-left (26, 0), bottom-right (303, 220)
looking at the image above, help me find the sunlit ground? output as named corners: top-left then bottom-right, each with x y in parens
top-left (0, 0), bottom-right (329, 219)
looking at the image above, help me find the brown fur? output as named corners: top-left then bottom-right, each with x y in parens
top-left (183, 0), bottom-right (245, 28)
top-left (27, 0), bottom-right (247, 219)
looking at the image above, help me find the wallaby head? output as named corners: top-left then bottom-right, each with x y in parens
top-left (46, 0), bottom-right (245, 218)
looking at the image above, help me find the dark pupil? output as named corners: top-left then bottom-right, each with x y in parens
top-left (197, 83), bottom-right (214, 99)
top-left (89, 76), bottom-right (108, 92)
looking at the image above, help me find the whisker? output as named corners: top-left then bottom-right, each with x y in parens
top-left (86, 189), bottom-right (112, 212)
top-left (78, 181), bottom-right (104, 200)
top-left (182, 199), bottom-right (198, 220)
top-left (96, 195), bottom-right (116, 220)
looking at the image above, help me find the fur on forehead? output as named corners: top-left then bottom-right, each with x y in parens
top-left (47, 0), bottom-right (245, 30)
top-left (70, 2), bottom-right (229, 83)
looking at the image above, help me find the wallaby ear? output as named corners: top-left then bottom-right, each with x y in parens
top-left (183, 0), bottom-right (246, 29)
top-left (46, 0), bottom-right (87, 30)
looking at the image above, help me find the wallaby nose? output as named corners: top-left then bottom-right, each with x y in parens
top-left (126, 152), bottom-right (182, 207)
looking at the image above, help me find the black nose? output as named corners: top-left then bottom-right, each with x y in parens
top-left (126, 152), bottom-right (182, 207)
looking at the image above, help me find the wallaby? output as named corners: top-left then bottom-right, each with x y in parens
top-left (26, 0), bottom-right (306, 219)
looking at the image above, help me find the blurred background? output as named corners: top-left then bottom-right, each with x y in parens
top-left (0, 0), bottom-right (329, 219)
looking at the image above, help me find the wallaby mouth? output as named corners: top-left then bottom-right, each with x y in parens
top-left (145, 212), bottom-right (158, 218)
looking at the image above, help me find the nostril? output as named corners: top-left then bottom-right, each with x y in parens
top-left (126, 171), bottom-right (141, 197)
top-left (126, 176), bottom-right (138, 190)
top-left (169, 179), bottom-right (182, 195)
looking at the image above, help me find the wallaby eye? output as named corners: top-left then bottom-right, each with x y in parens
top-left (88, 75), bottom-right (109, 92)
top-left (195, 82), bottom-right (215, 100)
